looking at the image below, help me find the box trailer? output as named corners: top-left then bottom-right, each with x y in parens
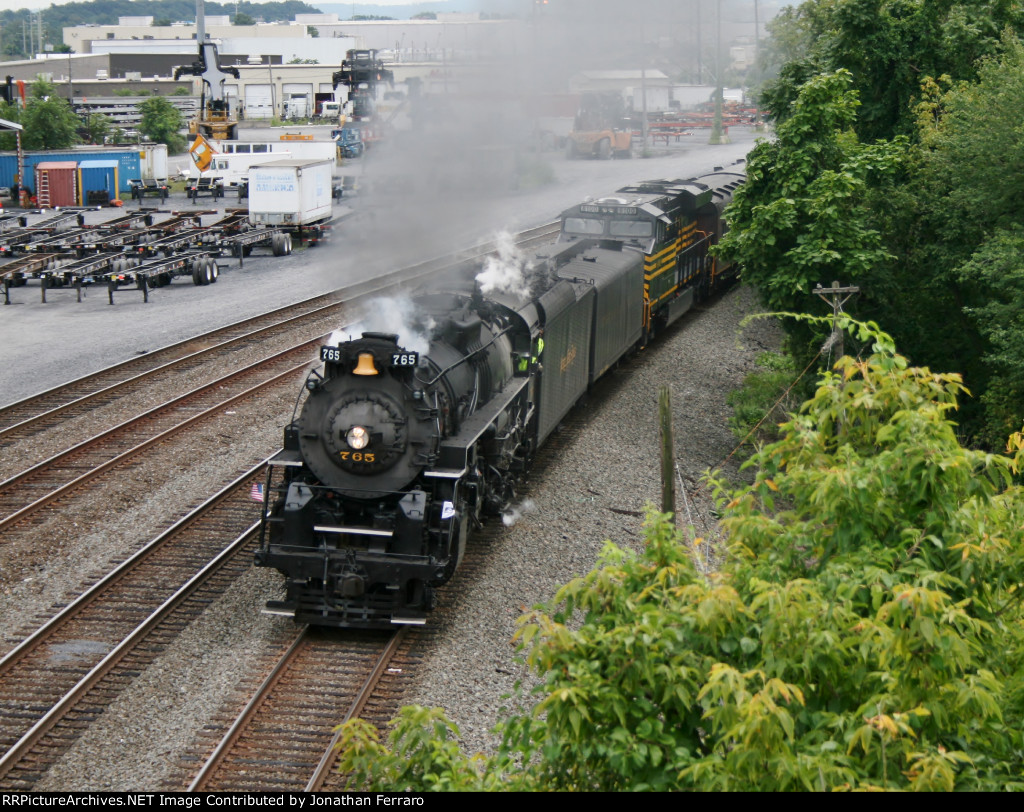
top-left (138, 143), bottom-right (168, 182)
top-left (248, 158), bottom-right (334, 244)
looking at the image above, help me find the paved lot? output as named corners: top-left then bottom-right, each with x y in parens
top-left (0, 128), bottom-right (760, 406)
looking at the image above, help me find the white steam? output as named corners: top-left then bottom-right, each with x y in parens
top-left (475, 230), bottom-right (534, 302)
top-left (502, 498), bottom-right (537, 528)
top-left (329, 295), bottom-right (435, 356)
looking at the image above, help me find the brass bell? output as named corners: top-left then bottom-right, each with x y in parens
top-left (352, 352), bottom-right (379, 376)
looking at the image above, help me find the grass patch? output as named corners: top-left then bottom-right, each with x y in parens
top-left (727, 350), bottom-right (801, 450)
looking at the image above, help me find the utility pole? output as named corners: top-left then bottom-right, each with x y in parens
top-left (813, 281), bottom-right (860, 359)
top-left (708, 0), bottom-right (728, 144)
top-left (695, 0), bottom-right (702, 83)
top-left (752, 0), bottom-right (762, 130)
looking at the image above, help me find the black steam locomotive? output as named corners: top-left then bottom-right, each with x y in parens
top-left (254, 166), bottom-right (744, 628)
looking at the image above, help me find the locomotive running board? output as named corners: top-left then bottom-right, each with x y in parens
top-left (269, 448), bottom-right (304, 467)
top-left (435, 377), bottom-right (530, 471)
top-left (424, 468), bottom-right (466, 479)
top-left (314, 525), bottom-right (393, 536)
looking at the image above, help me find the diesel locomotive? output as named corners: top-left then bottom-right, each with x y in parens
top-left (254, 165), bottom-right (744, 628)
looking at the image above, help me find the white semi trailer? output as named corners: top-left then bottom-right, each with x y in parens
top-left (248, 158), bottom-right (334, 246)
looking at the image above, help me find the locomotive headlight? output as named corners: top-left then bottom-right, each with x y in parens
top-left (346, 426), bottom-right (370, 450)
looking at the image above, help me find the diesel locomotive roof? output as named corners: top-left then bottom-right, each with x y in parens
top-left (563, 177), bottom-right (717, 221)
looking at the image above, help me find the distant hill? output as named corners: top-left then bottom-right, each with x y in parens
top-left (1, 1), bottom-right (321, 60)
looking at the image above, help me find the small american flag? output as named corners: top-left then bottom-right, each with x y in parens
top-left (250, 482), bottom-right (264, 502)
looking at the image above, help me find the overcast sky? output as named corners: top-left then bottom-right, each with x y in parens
top-left (4, 0), bottom-right (425, 8)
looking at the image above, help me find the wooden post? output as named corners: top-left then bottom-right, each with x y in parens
top-left (659, 387), bottom-right (676, 521)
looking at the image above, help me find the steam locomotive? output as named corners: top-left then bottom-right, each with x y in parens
top-left (254, 165), bottom-right (745, 628)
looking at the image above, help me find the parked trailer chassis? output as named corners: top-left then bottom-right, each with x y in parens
top-left (1, 207), bottom-right (308, 306)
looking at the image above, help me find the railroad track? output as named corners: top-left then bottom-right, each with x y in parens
top-left (0, 466), bottom-right (267, 790)
top-left (0, 339), bottom-right (318, 533)
top-left (187, 628), bottom-right (412, 792)
top-left (0, 291), bottom-right (346, 448)
top-left (0, 222), bottom-right (559, 448)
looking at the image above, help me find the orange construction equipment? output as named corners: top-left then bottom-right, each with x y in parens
top-left (566, 92), bottom-right (633, 159)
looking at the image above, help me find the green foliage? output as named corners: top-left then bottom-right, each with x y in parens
top-left (733, 9), bottom-right (1024, 447)
top-left (335, 707), bottom-right (518, 792)
top-left (335, 321), bottom-right (1024, 791)
top-left (757, 0), bottom-right (1024, 141)
top-left (137, 95), bottom-right (184, 153)
top-left (714, 70), bottom-right (903, 359)
top-left (957, 229), bottom-right (1024, 445)
top-left (233, 12), bottom-right (255, 26)
top-left (81, 112), bottom-right (112, 145)
top-left (726, 349), bottom-right (801, 448)
top-left (876, 35), bottom-right (1024, 445)
top-left (20, 79), bottom-right (81, 150)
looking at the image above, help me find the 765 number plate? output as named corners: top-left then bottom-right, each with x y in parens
top-left (391, 352), bottom-right (419, 367)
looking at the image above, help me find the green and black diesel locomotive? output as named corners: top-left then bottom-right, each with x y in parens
top-left (254, 165), bottom-right (744, 629)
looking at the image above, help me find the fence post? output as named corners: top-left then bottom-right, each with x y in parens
top-left (659, 386), bottom-right (676, 522)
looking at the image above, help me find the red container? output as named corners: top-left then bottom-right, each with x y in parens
top-left (35, 161), bottom-right (78, 208)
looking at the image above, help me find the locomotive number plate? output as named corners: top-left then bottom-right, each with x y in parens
top-left (391, 352), bottom-right (419, 367)
top-left (320, 346), bottom-right (342, 363)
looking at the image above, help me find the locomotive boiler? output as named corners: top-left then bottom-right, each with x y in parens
top-left (255, 165), bottom-right (744, 629)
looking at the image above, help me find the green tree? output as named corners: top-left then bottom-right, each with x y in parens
top-left (861, 35), bottom-right (1024, 446)
top-left (335, 321), bottom-right (1024, 791)
top-left (81, 112), bottom-right (112, 145)
top-left (20, 79), bottom-right (80, 150)
top-left (758, 0), bottom-right (1024, 142)
top-left (714, 70), bottom-right (903, 357)
top-left (138, 95), bottom-right (185, 153)
top-left (234, 12), bottom-right (255, 25)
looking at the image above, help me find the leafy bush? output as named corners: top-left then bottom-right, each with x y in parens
top-left (335, 321), bottom-right (1024, 791)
